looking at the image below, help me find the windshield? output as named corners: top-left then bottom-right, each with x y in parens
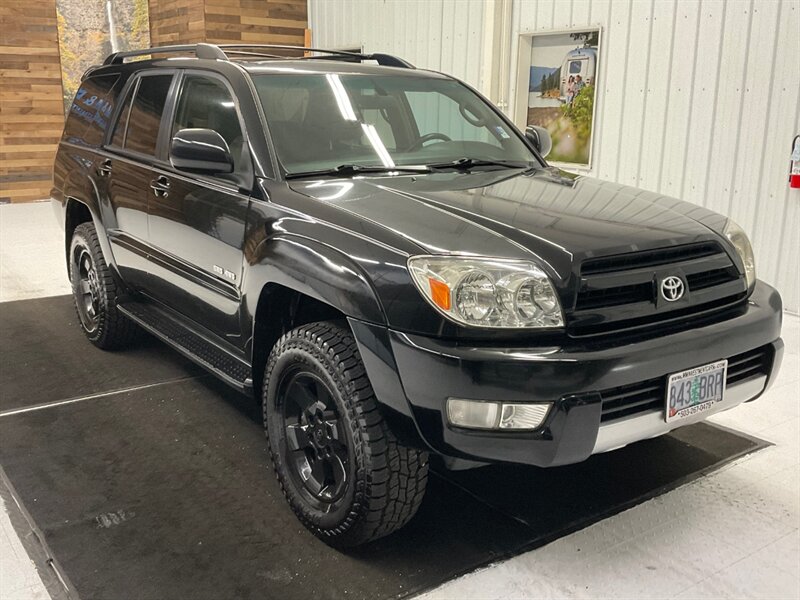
top-left (251, 72), bottom-right (537, 175)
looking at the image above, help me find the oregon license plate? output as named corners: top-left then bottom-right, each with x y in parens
top-left (666, 360), bottom-right (728, 423)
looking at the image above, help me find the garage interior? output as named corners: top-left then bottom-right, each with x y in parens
top-left (1, 1), bottom-right (798, 599)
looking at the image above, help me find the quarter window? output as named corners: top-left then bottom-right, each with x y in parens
top-left (124, 74), bottom-right (173, 156)
top-left (64, 74), bottom-right (120, 146)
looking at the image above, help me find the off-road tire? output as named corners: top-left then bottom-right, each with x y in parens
top-left (69, 222), bottom-right (139, 349)
top-left (263, 321), bottom-right (429, 547)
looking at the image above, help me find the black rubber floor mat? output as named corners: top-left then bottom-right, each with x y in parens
top-left (0, 379), bottom-right (767, 600)
top-left (436, 421), bottom-right (766, 552)
top-left (0, 377), bottom-right (531, 600)
top-left (0, 296), bottom-right (769, 599)
top-left (0, 296), bottom-right (204, 412)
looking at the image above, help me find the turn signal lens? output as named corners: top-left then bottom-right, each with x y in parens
top-left (446, 398), bottom-right (552, 430)
top-left (498, 403), bottom-right (551, 430)
top-left (429, 278), bottom-right (451, 310)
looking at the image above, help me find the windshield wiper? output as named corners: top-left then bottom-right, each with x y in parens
top-left (425, 157), bottom-right (534, 172)
top-left (285, 164), bottom-right (431, 180)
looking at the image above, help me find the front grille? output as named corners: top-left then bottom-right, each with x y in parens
top-left (571, 293), bottom-right (747, 338)
top-left (687, 267), bottom-right (739, 291)
top-left (599, 345), bottom-right (773, 423)
top-left (575, 282), bottom-right (652, 310)
top-left (570, 242), bottom-right (746, 338)
top-left (581, 242), bottom-right (722, 276)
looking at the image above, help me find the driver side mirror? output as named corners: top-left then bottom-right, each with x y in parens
top-left (169, 128), bottom-right (234, 175)
top-left (525, 125), bottom-right (552, 159)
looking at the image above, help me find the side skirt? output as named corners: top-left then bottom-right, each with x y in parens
top-left (118, 299), bottom-right (253, 396)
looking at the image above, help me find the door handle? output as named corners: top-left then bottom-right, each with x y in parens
top-left (150, 175), bottom-right (171, 198)
top-left (96, 159), bottom-right (112, 177)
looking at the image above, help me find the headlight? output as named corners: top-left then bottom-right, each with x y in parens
top-left (723, 219), bottom-right (756, 289)
top-left (408, 256), bottom-right (564, 328)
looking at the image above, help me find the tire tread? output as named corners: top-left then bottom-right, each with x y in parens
top-left (70, 222), bottom-right (139, 349)
top-left (263, 321), bottom-right (428, 546)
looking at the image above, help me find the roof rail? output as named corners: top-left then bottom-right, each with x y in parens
top-left (102, 42), bottom-right (414, 69)
top-left (103, 43), bottom-right (226, 65)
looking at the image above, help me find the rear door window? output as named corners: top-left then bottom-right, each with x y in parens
top-left (123, 74), bottom-right (173, 156)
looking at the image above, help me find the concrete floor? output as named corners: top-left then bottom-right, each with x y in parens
top-left (1, 201), bottom-right (798, 599)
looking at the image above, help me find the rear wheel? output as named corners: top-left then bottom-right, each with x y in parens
top-left (264, 321), bottom-right (429, 547)
top-left (69, 222), bottom-right (138, 349)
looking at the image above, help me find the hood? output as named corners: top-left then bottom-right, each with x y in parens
top-left (289, 168), bottom-right (728, 283)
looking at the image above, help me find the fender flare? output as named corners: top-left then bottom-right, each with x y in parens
top-left (63, 172), bottom-right (118, 272)
top-left (243, 235), bottom-right (430, 450)
top-left (243, 235), bottom-right (386, 334)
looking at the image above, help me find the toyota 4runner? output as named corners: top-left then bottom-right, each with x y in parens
top-left (52, 44), bottom-right (784, 547)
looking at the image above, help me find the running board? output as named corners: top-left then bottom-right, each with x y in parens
top-left (118, 301), bottom-right (253, 394)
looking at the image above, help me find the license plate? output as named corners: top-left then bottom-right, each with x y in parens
top-left (666, 359), bottom-right (727, 423)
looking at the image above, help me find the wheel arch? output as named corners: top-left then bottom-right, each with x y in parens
top-left (250, 282), bottom-right (349, 396)
top-left (244, 236), bottom-right (387, 372)
top-left (62, 166), bottom-right (118, 275)
top-left (244, 237), bottom-right (428, 451)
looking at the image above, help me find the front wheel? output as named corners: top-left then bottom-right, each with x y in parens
top-left (263, 321), bottom-right (429, 547)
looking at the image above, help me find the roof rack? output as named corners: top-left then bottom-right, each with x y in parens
top-left (103, 43), bottom-right (414, 69)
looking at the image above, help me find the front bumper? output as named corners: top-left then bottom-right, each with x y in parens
top-left (351, 281), bottom-right (783, 468)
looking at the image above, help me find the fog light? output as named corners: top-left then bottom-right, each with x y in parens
top-left (446, 399), bottom-right (552, 430)
top-left (446, 399), bottom-right (500, 429)
top-left (499, 403), bottom-right (551, 430)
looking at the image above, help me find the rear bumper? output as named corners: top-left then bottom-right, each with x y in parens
top-left (351, 281), bottom-right (783, 468)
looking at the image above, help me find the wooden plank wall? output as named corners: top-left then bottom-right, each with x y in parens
top-left (148, 0), bottom-right (206, 46)
top-left (148, 0), bottom-right (307, 48)
top-left (204, 0), bottom-right (306, 46)
top-left (0, 0), bottom-right (65, 203)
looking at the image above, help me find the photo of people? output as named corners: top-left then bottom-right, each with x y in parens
top-left (526, 29), bottom-right (599, 167)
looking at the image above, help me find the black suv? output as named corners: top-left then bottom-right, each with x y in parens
top-left (52, 44), bottom-right (783, 547)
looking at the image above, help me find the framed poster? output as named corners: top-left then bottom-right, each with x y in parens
top-left (515, 27), bottom-right (601, 169)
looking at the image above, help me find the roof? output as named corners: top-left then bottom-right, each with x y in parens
top-left (238, 59), bottom-right (448, 79)
top-left (84, 43), bottom-right (452, 83)
top-left (88, 43), bottom-right (449, 81)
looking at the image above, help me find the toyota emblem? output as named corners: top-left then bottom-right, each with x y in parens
top-left (660, 276), bottom-right (685, 302)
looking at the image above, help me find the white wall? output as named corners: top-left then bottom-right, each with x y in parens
top-left (309, 0), bottom-right (800, 312)
top-left (309, 0), bottom-right (487, 84)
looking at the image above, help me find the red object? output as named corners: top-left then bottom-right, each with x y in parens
top-left (791, 134), bottom-right (800, 189)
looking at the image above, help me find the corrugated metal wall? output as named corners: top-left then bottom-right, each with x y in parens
top-left (309, 0), bottom-right (487, 84)
top-left (309, 0), bottom-right (800, 312)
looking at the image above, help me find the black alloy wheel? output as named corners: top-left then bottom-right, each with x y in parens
top-left (73, 245), bottom-right (101, 333)
top-left (278, 370), bottom-right (350, 506)
top-left (263, 321), bottom-right (429, 547)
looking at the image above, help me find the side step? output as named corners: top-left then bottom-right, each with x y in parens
top-left (118, 300), bottom-right (253, 394)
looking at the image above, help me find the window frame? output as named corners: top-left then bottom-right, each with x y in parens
top-left (160, 69), bottom-right (254, 188)
top-left (104, 69), bottom-right (178, 166)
